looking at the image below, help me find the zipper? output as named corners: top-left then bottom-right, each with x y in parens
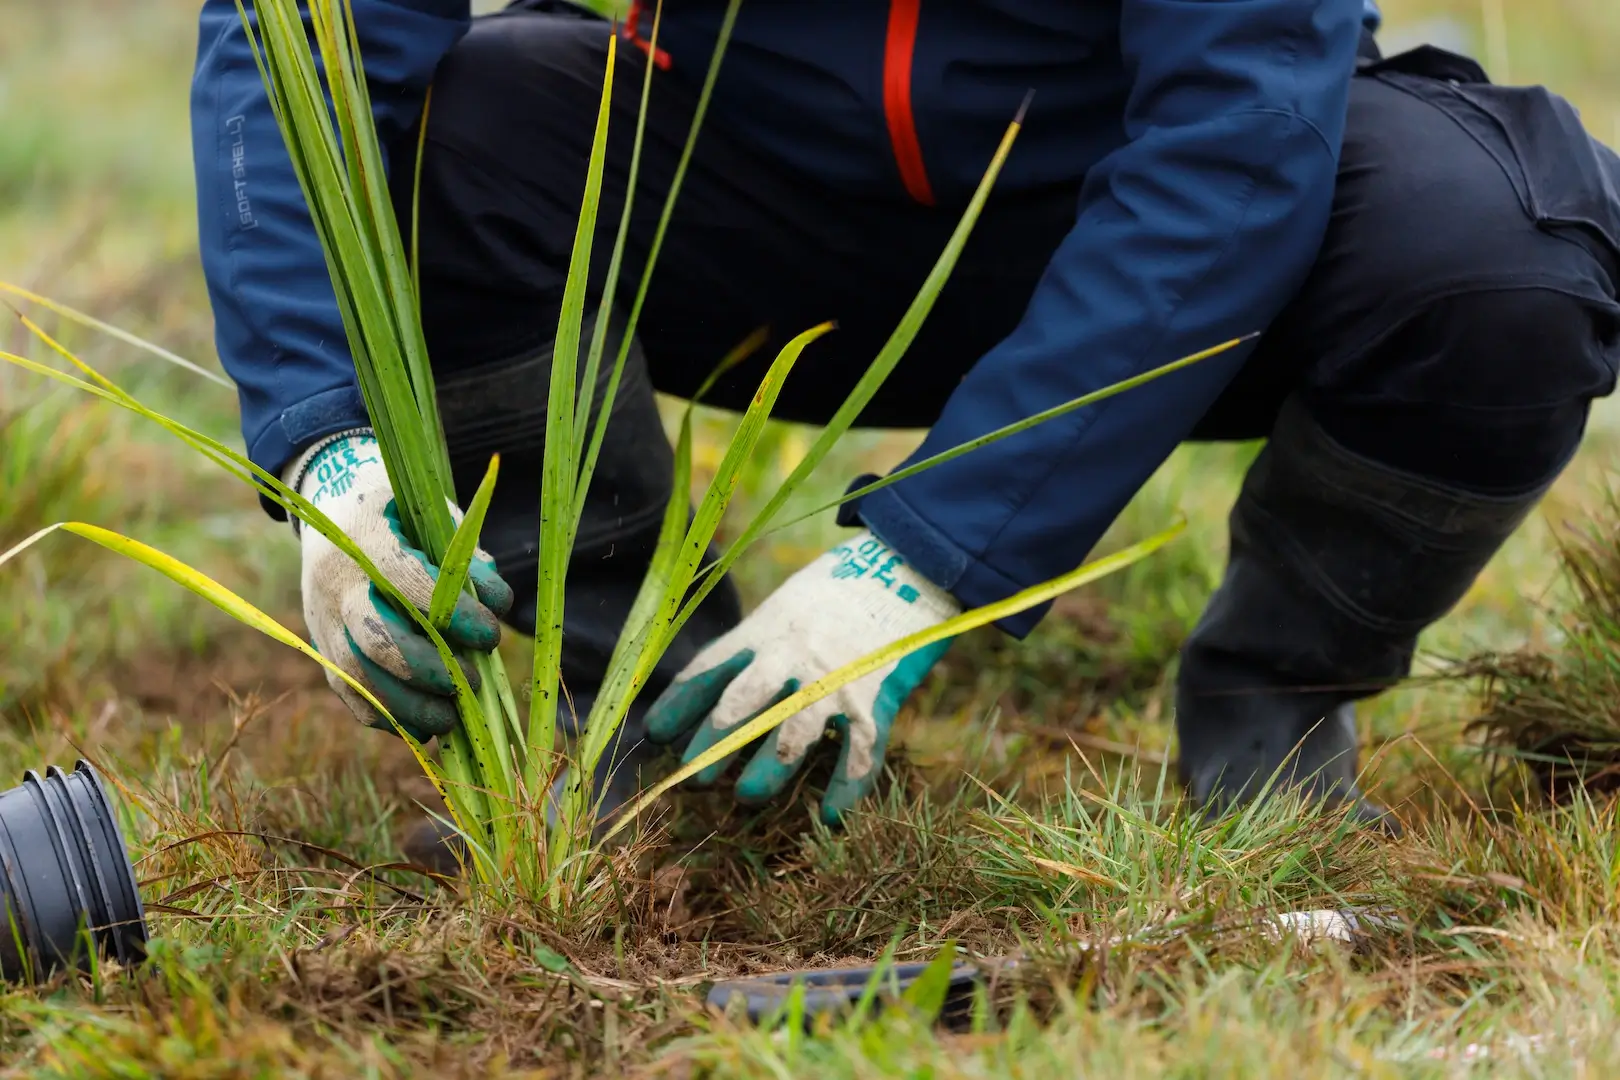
top-left (883, 0), bottom-right (935, 206)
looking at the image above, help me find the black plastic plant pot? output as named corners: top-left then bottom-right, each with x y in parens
top-left (0, 760), bottom-right (147, 982)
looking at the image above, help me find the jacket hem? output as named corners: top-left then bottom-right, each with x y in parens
top-left (859, 486), bottom-right (1048, 638)
top-left (250, 384), bottom-right (371, 519)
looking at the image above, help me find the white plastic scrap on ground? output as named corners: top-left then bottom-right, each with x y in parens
top-left (1263, 907), bottom-right (1399, 945)
top-left (1261, 910), bottom-right (1566, 1067)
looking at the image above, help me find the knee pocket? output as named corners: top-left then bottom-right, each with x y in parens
top-left (1390, 287), bottom-right (1619, 411)
top-left (1309, 285), bottom-right (1609, 491)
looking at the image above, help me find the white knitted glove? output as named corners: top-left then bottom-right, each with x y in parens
top-left (285, 429), bottom-right (513, 741)
top-left (644, 531), bottom-right (959, 823)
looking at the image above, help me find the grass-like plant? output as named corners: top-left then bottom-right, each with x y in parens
top-left (1467, 492), bottom-right (1620, 799)
top-left (0, 0), bottom-right (1242, 904)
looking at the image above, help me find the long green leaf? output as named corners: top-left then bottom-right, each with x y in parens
top-left (556, 0), bottom-right (748, 861)
top-left (244, 2), bottom-right (413, 486)
top-left (561, 408), bottom-right (697, 842)
top-left (900, 944), bottom-right (959, 1021)
top-left (566, 323), bottom-right (771, 821)
top-left (0, 284), bottom-right (232, 388)
top-left (572, 321), bottom-right (757, 777)
top-left (620, 324), bottom-right (834, 724)
top-left (570, 7), bottom-right (660, 495)
top-left (4, 321), bottom-right (479, 709)
top-left (528, 34), bottom-right (620, 783)
top-left (330, 0), bottom-right (505, 831)
top-left (602, 521), bottom-right (1187, 841)
top-left (0, 521), bottom-right (490, 870)
top-left (246, 0), bottom-right (451, 556)
top-left (410, 86), bottom-right (433, 303)
top-left (0, 334), bottom-right (495, 843)
top-left (0, 523), bottom-right (392, 720)
top-left (429, 453), bottom-right (501, 632)
top-left (755, 334), bottom-right (1254, 543)
top-left (0, 519), bottom-right (471, 828)
top-left (332, 0), bottom-right (452, 487)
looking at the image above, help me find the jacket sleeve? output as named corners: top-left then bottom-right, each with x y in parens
top-left (857, 0), bottom-right (1364, 635)
top-left (191, 0), bottom-right (470, 494)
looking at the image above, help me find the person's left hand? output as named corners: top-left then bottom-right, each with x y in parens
top-left (643, 531), bottom-right (959, 825)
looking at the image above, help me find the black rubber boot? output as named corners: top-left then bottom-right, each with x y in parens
top-left (1176, 398), bottom-right (1555, 828)
top-left (402, 317), bottom-right (742, 872)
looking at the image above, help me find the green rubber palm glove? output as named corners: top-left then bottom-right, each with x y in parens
top-left (644, 531), bottom-right (958, 825)
top-left (286, 429), bottom-right (514, 742)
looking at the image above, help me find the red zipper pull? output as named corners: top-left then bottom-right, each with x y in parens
top-left (883, 0), bottom-right (935, 205)
top-left (623, 1), bottom-right (673, 71)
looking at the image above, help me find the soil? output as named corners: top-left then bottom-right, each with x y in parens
top-left (107, 618), bottom-right (444, 818)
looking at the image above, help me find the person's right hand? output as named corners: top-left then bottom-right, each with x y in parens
top-left (286, 429), bottom-right (514, 741)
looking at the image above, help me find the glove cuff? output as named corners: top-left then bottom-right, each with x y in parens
top-left (282, 427), bottom-right (375, 535)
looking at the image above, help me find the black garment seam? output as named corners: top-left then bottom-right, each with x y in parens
top-left (1299, 276), bottom-right (1620, 391)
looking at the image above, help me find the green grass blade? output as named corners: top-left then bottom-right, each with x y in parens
top-left (3, 323), bottom-right (474, 705)
top-left (570, 324), bottom-right (768, 805)
top-left (243, 0), bottom-right (514, 847)
top-left (0, 520), bottom-right (491, 868)
top-left (602, 520), bottom-right (1187, 841)
top-left (247, 0), bottom-right (452, 558)
top-left (558, 409), bottom-right (696, 848)
top-left (570, 9), bottom-right (659, 495)
top-left (309, 1), bottom-right (365, 202)
top-left (847, 938), bottom-right (901, 1029)
top-left (614, 0), bottom-right (739, 352)
top-left (247, 2), bottom-right (414, 459)
top-left (428, 452), bottom-right (500, 632)
top-left (0, 284), bottom-right (232, 388)
top-left (550, 0), bottom-right (741, 863)
top-left (332, 0), bottom-right (453, 488)
top-left (757, 334), bottom-right (1254, 542)
top-left (411, 86), bottom-right (432, 303)
top-left (2, 334), bottom-right (499, 851)
top-left (0, 523), bottom-right (385, 724)
top-left (527, 35), bottom-right (620, 783)
top-left (900, 943), bottom-right (958, 1022)
top-left (0, 334), bottom-right (491, 759)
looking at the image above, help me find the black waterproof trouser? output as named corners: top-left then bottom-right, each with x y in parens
top-left (393, 7), bottom-right (1620, 741)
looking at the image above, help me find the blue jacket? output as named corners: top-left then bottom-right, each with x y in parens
top-left (193, 0), bottom-right (1375, 633)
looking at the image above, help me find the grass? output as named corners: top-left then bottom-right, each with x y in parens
top-left (1465, 497), bottom-right (1620, 798)
top-left (3, 0), bottom-right (1620, 1074)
